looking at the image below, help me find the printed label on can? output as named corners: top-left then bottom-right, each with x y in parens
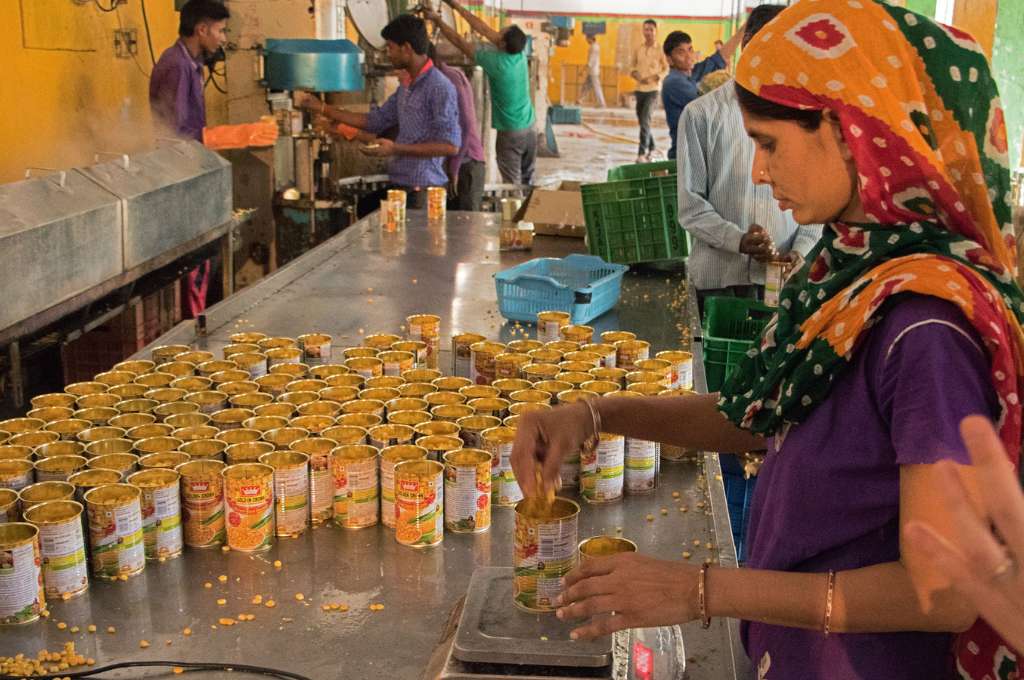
top-left (0, 537), bottom-right (44, 623)
top-left (489, 441), bottom-right (523, 507)
top-left (677, 359), bottom-right (694, 390)
top-left (444, 459), bottom-right (490, 533)
top-left (470, 351), bottom-right (496, 385)
top-left (182, 476), bottom-right (225, 548)
top-left (272, 464), bottom-right (309, 537)
top-left (625, 438), bottom-right (660, 493)
top-left (538, 321), bottom-right (562, 344)
top-left (454, 345), bottom-right (472, 378)
top-left (309, 453), bottom-right (333, 527)
top-left (88, 500), bottom-right (145, 580)
top-left (560, 453), bottom-right (580, 489)
top-left (139, 484), bottom-right (183, 560)
top-left (225, 472), bottom-right (274, 552)
top-left (581, 437), bottom-right (624, 503)
top-left (513, 509), bottom-right (577, 611)
top-left (380, 459), bottom-right (399, 530)
top-left (36, 517), bottom-right (88, 599)
top-left (333, 458), bottom-right (379, 529)
top-left (395, 468), bottom-right (443, 547)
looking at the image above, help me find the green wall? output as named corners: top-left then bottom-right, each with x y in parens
top-left (905, 0), bottom-right (938, 16)
top-left (992, 0), bottom-right (1024, 167)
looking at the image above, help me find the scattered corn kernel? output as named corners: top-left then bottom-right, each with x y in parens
top-left (107, 626), bottom-right (116, 634)
top-left (265, 600), bottom-right (276, 608)
top-left (273, 560), bottom-right (283, 569)
top-left (660, 508), bottom-right (668, 515)
top-left (217, 575), bottom-right (228, 583)
top-left (87, 624), bottom-right (97, 633)
top-left (682, 551), bottom-right (692, 559)
top-left (139, 640), bottom-right (150, 649)
top-left (321, 605), bottom-right (331, 612)
top-left (706, 542), bottom-right (713, 549)
top-left (204, 582), bottom-right (213, 589)
top-left (671, 491), bottom-right (681, 499)
top-left (216, 598), bottom-right (227, 606)
top-left (338, 604), bottom-right (349, 612)
top-left (221, 545), bottom-right (230, 553)
top-left (679, 506), bottom-right (688, 513)
top-left (173, 668), bottom-right (184, 674)
top-left (645, 514), bottom-right (654, 521)
top-left (294, 593), bottom-right (304, 601)
top-left (218, 618), bottom-right (236, 626)
top-left (70, 626), bottom-right (79, 634)
top-left (118, 574), bottom-right (128, 581)
top-left (56, 622), bottom-right (67, 630)
top-left (183, 627), bottom-right (192, 636)
top-left (251, 595), bottom-right (263, 605)
top-left (692, 539), bottom-right (701, 546)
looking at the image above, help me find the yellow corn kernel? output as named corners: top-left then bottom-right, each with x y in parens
top-left (216, 598), bottom-right (227, 606)
top-left (217, 574), bottom-right (228, 583)
top-left (139, 640), bottom-right (150, 649)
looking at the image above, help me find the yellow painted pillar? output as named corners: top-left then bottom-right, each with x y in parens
top-left (953, 0), bottom-right (998, 58)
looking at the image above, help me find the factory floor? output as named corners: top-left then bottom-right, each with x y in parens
top-left (534, 105), bottom-right (673, 185)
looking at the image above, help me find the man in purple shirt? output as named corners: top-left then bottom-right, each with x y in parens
top-left (297, 15), bottom-right (460, 210)
top-left (428, 44), bottom-right (485, 211)
top-left (149, 0), bottom-right (228, 141)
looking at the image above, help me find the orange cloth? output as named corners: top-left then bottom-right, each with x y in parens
top-left (202, 117), bottom-right (278, 150)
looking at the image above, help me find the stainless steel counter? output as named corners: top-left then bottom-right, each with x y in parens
top-left (0, 211), bottom-right (750, 680)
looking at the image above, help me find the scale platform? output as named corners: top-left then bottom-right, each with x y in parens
top-left (439, 567), bottom-right (686, 680)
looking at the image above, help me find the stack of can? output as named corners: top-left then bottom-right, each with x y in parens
top-left (426, 187), bottom-right (446, 221)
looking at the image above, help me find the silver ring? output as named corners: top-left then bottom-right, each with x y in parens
top-left (989, 556), bottom-right (1015, 582)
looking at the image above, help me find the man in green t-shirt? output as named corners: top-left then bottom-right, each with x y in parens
top-left (431, 0), bottom-right (537, 185)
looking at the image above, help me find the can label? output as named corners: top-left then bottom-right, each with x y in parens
top-left (444, 460), bottom-right (490, 533)
top-left (488, 441), bottom-right (522, 506)
top-left (616, 345), bottom-right (650, 373)
top-left (538, 320), bottom-right (565, 344)
top-left (87, 499), bottom-right (145, 580)
top-left (37, 518), bottom-right (88, 599)
top-left (453, 340), bottom-right (473, 378)
top-left (395, 469), bottom-right (443, 547)
top-left (625, 438), bottom-right (660, 494)
top-left (309, 453), bottom-right (333, 527)
top-left (225, 473), bottom-right (274, 552)
top-left (470, 350), bottom-right (496, 385)
top-left (272, 464), bottom-right (309, 537)
top-left (382, 356), bottom-right (413, 377)
top-left (513, 510), bottom-right (577, 611)
top-left (581, 436), bottom-right (624, 503)
top-left (408, 319), bottom-right (440, 370)
top-left (182, 476), bottom-right (225, 548)
top-left (139, 484), bottom-right (183, 560)
top-left (301, 341), bottom-right (331, 367)
top-left (0, 536), bottom-right (44, 624)
top-left (333, 458), bottom-right (378, 529)
top-left (560, 453), bottom-right (580, 489)
top-left (0, 466), bottom-right (33, 491)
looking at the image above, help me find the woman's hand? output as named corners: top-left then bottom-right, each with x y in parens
top-left (554, 553), bottom-right (701, 640)
top-left (904, 415), bottom-right (1024, 650)
top-left (510, 403), bottom-right (592, 497)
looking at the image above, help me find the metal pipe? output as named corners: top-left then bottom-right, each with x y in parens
top-left (314, 0), bottom-right (341, 40)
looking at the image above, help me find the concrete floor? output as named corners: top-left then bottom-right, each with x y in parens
top-left (535, 105), bottom-right (673, 186)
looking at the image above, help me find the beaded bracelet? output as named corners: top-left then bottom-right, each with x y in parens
top-left (698, 563), bottom-right (711, 629)
top-left (823, 570), bottom-right (836, 637)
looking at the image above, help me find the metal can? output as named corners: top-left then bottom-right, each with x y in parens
top-left (197, 360), bottom-right (238, 378)
top-left (394, 459), bottom-right (444, 547)
top-left (138, 452), bottom-right (190, 470)
top-left (291, 438), bottom-right (336, 527)
top-left (45, 419), bottom-right (90, 442)
top-left (262, 427), bottom-right (309, 452)
top-left (589, 366), bottom-right (627, 387)
top-left (64, 382), bottom-right (107, 398)
top-left (321, 425), bottom-right (368, 447)
top-left (533, 380), bottom-right (572, 397)
top-left (494, 353), bottom-right (531, 381)
top-left (124, 424), bottom-right (172, 442)
top-left (87, 453), bottom-right (139, 481)
top-left (233, 351), bottom-right (269, 381)
top-left (508, 402), bottom-right (551, 417)
top-left (0, 460), bottom-right (35, 491)
top-left (152, 344), bottom-right (192, 364)
top-left (469, 341), bottom-right (504, 385)
top-left (26, 406), bottom-right (73, 424)
top-left (580, 380), bottom-right (621, 397)
top-left (229, 392), bottom-right (274, 410)
top-left (407, 314), bottom-right (442, 370)
top-left (18, 481), bottom-right (75, 513)
top-left (222, 463), bottom-right (275, 552)
top-left (427, 186), bottom-right (447, 221)
top-left (230, 331), bottom-right (268, 345)
top-left (492, 379), bottom-right (533, 400)
top-left (364, 333), bottom-right (402, 351)
top-left (67, 469), bottom-right (121, 507)
top-left (244, 416), bottom-right (289, 435)
top-left (359, 388), bottom-right (401, 407)
top-left (424, 391), bottom-right (467, 410)
top-left (255, 374), bottom-right (292, 397)
top-left (331, 445), bottom-right (379, 530)
top-left (557, 371), bottom-right (594, 388)
top-left (528, 348), bottom-right (564, 365)
top-left (134, 436), bottom-right (184, 457)
top-left (414, 421), bottom-right (461, 440)
top-left (581, 433), bottom-right (624, 504)
top-left (135, 373), bottom-right (176, 390)
top-left (217, 429), bottom-right (262, 448)
top-left (296, 399), bottom-right (342, 418)
top-left (578, 535), bottom-right (637, 562)
top-left (513, 497), bottom-right (579, 612)
top-left (460, 384), bottom-right (500, 400)
top-left (254, 403), bottom-right (297, 419)
top-left (536, 311), bottom-right (571, 344)
top-left (385, 398), bottom-right (429, 416)
top-left (226, 441), bottom-right (274, 465)
top-left (560, 325), bottom-right (594, 345)
top-left (431, 404), bottom-right (474, 423)
top-left (266, 347), bottom-right (304, 368)
top-left (179, 439), bottom-right (226, 462)
top-left (522, 363), bottom-right (562, 383)
top-left (343, 347), bottom-right (378, 361)
top-left (172, 376), bottom-right (213, 394)
top-left (467, 398), bottom-right (511, 420)
top-left (335, 413), bottom-right (382, 429)
top-left (260, 337), bottom-right (298, 353)
top-left (0, 523), bottom-right (45, 623)
top-left (401, 367), bottom-right (440, 384)
top-left (582, 343), bottom-right (618, 369)
top-left (417, 435), bottom-right (463, 464)
top-left (83, 484), bottom-right (145, 580)
top-left (378, 351), bottom-right (415, 378)
top-left (367, 376), bottom-right (406, 391)
top-left (509, 389), bottom-right (552, 408)
top-left (34, 441), bottom-right (83, 461)
top-left (34, 455), bottom-right (87, 483)
top-left (656, 350), bottom-right (694, 390)
top-left (259, 451), bottom-right (309, 538)
top-left (308, 363), bottom-right (350, 380)
top-left (434, 376), bottom-right (473, 393)
top-left (345, 357), bottom-right (384, 380)
top-left (31, 393), bottom-right (78, 410)
top-left (368, 424), bottom-right (415, 450)
top-left (443, 449), bottom-right (491, 533)
top-left (185, 391), bottom-right (228, 415)
top-left (387, 188), bottom-right (407, 222)
top-left (161, 361), bottom-right (197, 378)
top-left (614, 340), bottom-right (651, 372)
top-left (396, 383), bottom-right (436, 400)
top-left (0, 445), bottom-right (32, 463)
top-left (290, 415), bottom-right (334, 435)
top-left (176, 460), bottom-right (226, 548)
top-left (95, 370), bottom-right (135, 387)
top-left (318, 386), bottom-right (359, 405)
top-left (601, 330), bottom-right (636, 345)
top-left (557, 389), bottom-right (598, 406)
top-left (508, 339), bottom-right (543, 354)
top-left (629, 382), bottom-right (665, 397)
top-left (223, 342), bottom-right (260, 359)
top-left (0, 489), bottom-right (18, 522)
top-left (379, 445), bottom-right (427, 529)
top-left (106, 385), bottom-right (151, 400)
top-left (297, 333), bottom-right (332, 367)
top-left (128, 469), bottom-right (183, 561)
top-left (481, 426), bottom-right (522, 506)
top-left (457, 416), bottom-right (502, 450)
top-left (75, 393), bottom-right (121, 409)
top-left (270, 363), bottom-right (309, 380)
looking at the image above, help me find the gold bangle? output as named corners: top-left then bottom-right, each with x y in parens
top-left (698, 563), bottom-right (711, 629)
top-left (823, 570), bottom-right (836, 637)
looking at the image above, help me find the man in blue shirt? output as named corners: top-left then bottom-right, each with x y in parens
top-left (661, 26), bottom-right (744, 160)
top-left (297, 15), bottom-right (460, 209)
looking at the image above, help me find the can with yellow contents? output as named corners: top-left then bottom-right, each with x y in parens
top-left (291, 438), bottom-right (335, 527)
top-left (223, 463), bottom-right (274, 552)
top-left (481, 426), bottom-right (521, 506)
top-left (394, 459), bottom-right (444, 547)
top-left (443, 449), bottom-right (491, 533)
top-left (127, 469), bottom-right (183, 561)
top-left (513, 497), bottom-right (579, 612)
top-left (84, 484), bottom-right (145, 580)
top-left (379, 444), bottom-right (427, 529)
top-left (580, 433), bottom-right (624, 504)
top-left (0, 523), bottom-right (45, 623)
top-left (536, 311), bottom-right (570, 343)
top-left (23, 500), bottom-right (88, 600)
top-left (176, 460), bottom-right (225, 548)
top-left (259, 451), bottom-right (309, 538)
top-left (332, 445), bottom-right (379, 529)
top-left (407, 314), bottom-right (442, 370)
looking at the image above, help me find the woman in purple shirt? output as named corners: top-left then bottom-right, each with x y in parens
top-left (511, 3), bottom-right (1024, 679)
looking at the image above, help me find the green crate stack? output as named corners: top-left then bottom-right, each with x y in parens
top-left (701, 297), bottom-right (775, 393)
top-left (606, 160), bottom-right (676, 182)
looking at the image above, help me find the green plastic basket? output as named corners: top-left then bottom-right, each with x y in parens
top-left (606, 160), bottom-right (676, 182)
top-left (581, 173), bottom-right (689, 265)
top-left (702, 297), bottom-right (775, 393)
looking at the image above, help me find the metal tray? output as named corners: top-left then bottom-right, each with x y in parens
top-left (453, 567), bottom-right (613, 668)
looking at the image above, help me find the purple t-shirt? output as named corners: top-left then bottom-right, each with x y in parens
top-left (435, 62), bottom-right (485, 180)
top-left (742, 294), bottom-right (998, 680)
top-left (149, 40), bottom-right (206, 141)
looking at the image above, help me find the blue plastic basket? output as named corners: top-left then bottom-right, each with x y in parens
top-left (494, 254), bottom-right (629, 325)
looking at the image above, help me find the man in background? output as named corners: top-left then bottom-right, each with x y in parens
top-left (677, 5), bottom-right (820, 313)
top-left (630, 19), bottom-right (668, 164)
top-left (579, 34), bottom-right (606, 108)
top-left (149, 0), bottom-right (228, 141)
top-left (433, 0), bottom-right (537, 185)
top-left (661, 25), bottom-right (744, 160)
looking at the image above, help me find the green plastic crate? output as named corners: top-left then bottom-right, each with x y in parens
top-left (606, 160), bottom-right (676, 182)
top-left (702, 297), bottom-right (775, 393)
top-left (581, 173), bottom-right (689, 265)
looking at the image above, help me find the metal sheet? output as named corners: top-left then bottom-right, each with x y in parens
top-left (0, 171), bottom-right (122, 332)
top-left (79, 140), bottom-right (232, 271)
top-left (348, 0), bottom-right (391, 49)
top-left (264, 39), bottom-right (366, 92)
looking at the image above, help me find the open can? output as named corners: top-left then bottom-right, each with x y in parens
top-left (581, 434), bottom-right (624, 504)
top-left (0, 460), bottom-right (35, 491)
top-left (536, 311), bottom-right (570, 344)
top-left (332, 445), bottom-right (379, 530)
top-left (291, 438), bottom-right (335, 527)
top-left (24, 500), bottom-right (88, 600)
top-left (127, 469), bottom-right (183, 561)
top-left (513, 497), bottom-right (579, 612)
top-left (0, 489), bottom-right (18, 522)
top-left (222, 463), bottom-right (275, 552)
top-left (578, 535), bottom-right (637, 562)
top-left (0, 522), bottom-right (45, 623)
top-left (176, 460), bottom-right (225, 548)
top-left (259, 451), bottom-right (309, 538)
top-left (18, 481), bottom-right (75, 512)
top-left (443, 449), bottom-right (491, 533)
top-left (83, 484), bottom-right (145, 580)
top-left (481, 426), bottom-right (522, 506)
top-left (379, 445), bottom-right (427, 529)
top-left (394, 459), bottom-right (444, 548)
top-left (406, 314), bottom-right (441, 370)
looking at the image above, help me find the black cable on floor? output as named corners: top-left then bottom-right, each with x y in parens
top-left (0, 660), bottom-right (313, 680)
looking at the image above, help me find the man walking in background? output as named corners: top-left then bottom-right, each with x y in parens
top-left (630, 19), bottom-right (668, 163)
top-left (579, 34), bottom-right (606, 108)
top-left (433, 0), bottom-right (537, 185)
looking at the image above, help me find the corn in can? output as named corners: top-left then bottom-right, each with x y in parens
top-left (407, 314), bottom-right (442, 370)
top-left (332, 445), bottom-right (379, 529)
top-left (492, 379), bottom-right (533, 400)
top-left (26, 406), bottom-right (73, 424)
top-left (559, 325), bottom-right (594, 345)
top-left (33, 456), bottom-right (87, 483)
top-left (414, 421), bottom-right (460, 440)
top-left (0, 523), bottom-right (45, 623)
top-left (18, 481), bottom-right (75, 512)
top-left (578, 535), bottom-right (637, 563)
top-left (368, 424), bottom-right (415, 450)
top-left (469, 341), bottom-right (505, 385)
top-left (513, 497), bottom-right (579, 612)
top-left (457, 416), bottom-right (502, 450)
top-left (387, 189), bottom-right (407, 222)
top-left (31, 393), bottom-right (78, 410)
top-left (581, 434), bottom-right (624, 504)
top-left (427, 187), bottom-right (447, 221)
top-left (460, 384), bottom-right (499, 400)
top-left (378, 351), bottom-right (415, 378)
top-left (394, 459), bottom-right (444, 547)
top-left (392, 343), bottom-right (429, 371)
top-left (218, 429), bottom-right (262, 448)
top-left (23, 500), bottom-right (88, 600)
top-left (536, 311), bottom-right (570, 344)
top-left (625, 434), bottom-right (660, 494)
top-left (522, 363), bottom-right (562, 383)
top-left (87, 453), bottom-right (139, 481)
top-left (223, 463), bottom-right (274, 552)
top-left (443, 449), bottom-right (491, 533)
top-left (179, 439), bottom-right (226, 462)
top-left (226, 441), bottom-right (274, 465)
top-left (176, 460), bottom-right (225, 548)
top-left (291, 439), bottom-right (335, 527)
top-left (259, 451), bottom-right (309, 538)
top-left (451, 333), bottom-right (485, 378)
top-left (417, 435), bottom-right (463, 464)
top-left (297, 333), bottom-right (332, 367)
top-left (0, 488), bottom-right (18, 522)
top-left (36, 441), bottom-right (84, 460)
top-left (656, 350), bottom-right (694, 390)
top-left (127, 469), bottom-right (183, 561)
top-left (377, 445), bottom-right (424, 529)
top-left (0, 460), bottom-right (35, 491)
top-left (582, 343), bottom-right (618, 369)
top-left (83, 484), bottom-right (145, 580)
top-left (345, 357), bottom-right (383, 380)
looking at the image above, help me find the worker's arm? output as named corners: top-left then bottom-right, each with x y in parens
top-left (294, 91), bottom-right (372, 130)
top-left (363, 84), bottom-right (461, 159)
top-left (444, 0), bottom-right (502, 47)
top-left (629, 49), bottom-right (644, 84)
top-left (425, 9), bottom-right (475, 60)
top-left (717, 20), bottom-right (747, 66)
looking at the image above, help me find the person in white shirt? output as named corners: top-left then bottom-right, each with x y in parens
top-left (579, 34), bottom-right (606, 108)
top-left (676, 4), bottom-right (821, 313)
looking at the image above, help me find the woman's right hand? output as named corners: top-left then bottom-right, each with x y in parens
top-left (511, 402), bottom-right (593, 497)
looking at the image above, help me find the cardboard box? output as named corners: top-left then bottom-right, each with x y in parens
top-left (519, 182), bottom-right (587, 238)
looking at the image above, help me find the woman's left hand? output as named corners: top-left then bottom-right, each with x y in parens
top-left (555, 553), bottom-right (701, 640)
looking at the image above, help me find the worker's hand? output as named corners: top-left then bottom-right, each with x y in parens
top-left (360, 138), bottom-right (396, 158)
top-left (510, 403), bottom-right (591, 498)
top-left (740, 224), bottom-right (775, 262)
top-left (312, 115), bottom-right (335, 136)
top-left (904, 415), bottom-right (1024, 652)
top-left (784, 251), bottom-right (804, 270)
top-left (293, 91), bottom-right (320, 111)
top-left (555, 553), bottom-right (700, 640)
top-left (422, 7), bottom-right (440, 21)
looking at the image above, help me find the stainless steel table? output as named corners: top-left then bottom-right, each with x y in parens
top-left (0, 211), bottom-right (750, 680)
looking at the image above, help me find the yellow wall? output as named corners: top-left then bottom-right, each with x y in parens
top-left (0, 0), bottom-right (227, 184)
top-left (953, 0), bottom-right (997, 57)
